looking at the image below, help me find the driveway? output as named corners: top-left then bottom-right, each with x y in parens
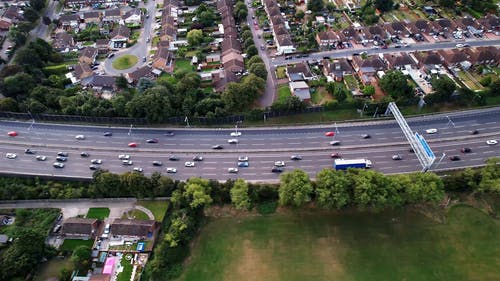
top-left (103, 0), bottom-right (157, 75)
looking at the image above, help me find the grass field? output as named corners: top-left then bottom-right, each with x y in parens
top-left (86, 207), bottom-right (110, 220)
top-left (138, 200), bottom-right (170, 222)
top-left (277, 84), bottom-right (291, 103)
top-left (34, 258), bottom-right (72, 281)
top-left (112, 55), bottom-right (138, 70)
top-left (177, 206), bottom-right (499, 281)
top-left (117, 255), bottom-right (134, 281)
top-left (60, 239), bottom-right (94, 251)
top-left (175, 59), bottom-right (194, 73)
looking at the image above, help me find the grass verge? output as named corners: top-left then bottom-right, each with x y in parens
top-left (112, 55), bottom-right (138, 70)
top-left (138, 200), bottom-right (170, 222)
top-left (277, 84), bottom-right (291, 103)
top-left (86, 207), bottom-right (110, 220)
top-left (60, 239), bottom-right (94, 251)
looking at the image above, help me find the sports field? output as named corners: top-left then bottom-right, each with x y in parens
top-left (177, 206), bottom-right (499, 281)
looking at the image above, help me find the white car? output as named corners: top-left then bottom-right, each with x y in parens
top-left (184, 161), bottom-right (195, 167)
top-left (75, 135), bottom-right (86, 140)
top-left (486, 140), bottom-right (498, 145)
top-left (166, 167), bottom-right (177, 173)
top-left (118, 154), bottom-right (130, 160)
top-left (133, 167), bottom-right (143, 173)
top-left (91, 159), bottom-right (102, 164)
top-left (228, 139), bottom-right (239, 144)
top-left (228, 168), bottom-right (239, 173)
top-left (53, 162), bottom-right (65, 168)
top-left (274, 161), bottom-right (285, 167)
top-left (6, 153), bottom-right (17, 159)
top-left (238, 156), bottom-right (249, 162)
top-left (230, 131), bottom-right (242, 137)
top-left (122, 160), bottom-right (133, 165)
top-left (330, 140), bottom-right (341, 146)
top-left (425, 128), bottom-right (438, 134)
top-left (455, 43), bottom-right (464, 48)
top-left (36, 155), bottom-right (47, 161)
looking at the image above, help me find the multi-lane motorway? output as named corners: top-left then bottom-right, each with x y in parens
top-left (0, 108), bottom-right (498, 182)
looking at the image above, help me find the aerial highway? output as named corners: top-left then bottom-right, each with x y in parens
top-left (0, 107), bottom-right (498, 182)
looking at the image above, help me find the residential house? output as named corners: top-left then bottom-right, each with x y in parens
top-left (477, 14), bottom-right (500, 35)
top-left (368, 25), bottom-right (388, 41)
top-left (383, 53), bottom-right (417, 70)
top-left (465, 46), bottom-right (500, 65)
top-left (289, 81), bottom-right (311, 102)
top-left (3, 6), bottom-right (23, 23)
top-left (408, 19), bottom-right (431, 35)
top-left (384, 21), bottom-right (410, 38)
top-left (0, 18), bottom-right (12, 31)
top-left (126, 66), bottom-right (156, 84)
top-left (74, 63), bottom-right (94, 81)
top-left (351, 56), bottom-right (386, 84)
top-left (437, 49), bottom-right (471, 68)
top-left (95, 39), bottom-right (110, 54)
top-left (152, 47), bottom-right (175, 73)
top-left (61, 217), bottom-right (100, 238)
top-left (222, 52), bottom-right (244, 73)
top-left (59, 14), bottom-right (81, 30)
top-left (52, 32), bottom-right (75, 52)
top-left (315, 30), bottom-right (341, 48)
top-left (82, 11), bottom-right (100, 24)
top-left (206, 53), bottom-right (221, 63)
top-left (221, 36), bottom-right (242, 56)
top-left (276, 34), bottom-right (295, 55)
top-left (111, 219), bottom-right (158, 237)
top-left (414, 51), bottom-right (444, 69)
top-left (78, 47), bottom-right (98, 64)
top-left (322, 58), bottom-right (353, 81)
top-left (286, 62), bottom-right (316, 82)
top-left (122, 8), bottom-right (142, 25)
top-left (109, 25), bottom-right (130, 49)
top-left (103, 9), bottom-right (122, 23)
top-left (342, 26), bottom-right (362, 43)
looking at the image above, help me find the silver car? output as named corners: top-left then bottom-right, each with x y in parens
top-left (53, 162), bottom-right (65, 168)
top-left (228, 168), bottom-right (239, 173)
top-left (184, 161), bottom-right (195, 167)
top-left (122, 160), bottom-right (133, 165)
top-left (119, 154), bottom-right (130, 160)
top-left (166, 167), bottom-right (177, 173)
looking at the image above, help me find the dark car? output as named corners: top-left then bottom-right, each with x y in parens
top-left (271, 166), bottom-right (283, 173)
top-left (470, 129), bottom-right (479, 135)
top-left (152, 161), bottom-right (163, 166)
top-left (57, 152), bottom-right (68, 157)
top-left (330, 153), bottom-right (342, 158)
top-left (212, 145), bottom-right (224, 150)
top-left (392, 154), bottom-right (402, 160)
top-left (408, 148), bottom-right (415, 153)
top-left (146, 138), bottom-right (159, 143)
top-left (89, 165), bottom-right (99, 170)
top-left (80, 152), bottom-right (90, 157)
top-left (104, 132), bottom-right (113, 137)
top-left (25, 148), bottom-right (36, 154)
top-left (449, 155), bottom-right (461, 161)
top-left (193, 155), bottom-right (203, 161)
top-left (169, 155), bottom-right (179, 161)
top-left (56, 156), bottom-right (67, 162)
top-left (461, 147), bottom-right (472, 153)
top-left (290, 155), bottom-right (302, 160)
top-left (165, 131), bottom-right (175, 136)
top-left (361, 134), bottom-right (371, 139)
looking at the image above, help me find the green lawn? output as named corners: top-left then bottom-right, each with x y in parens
top-left (138, 200), bottom-right (170, 222)
top-left (276, 66), bottom-right (287, 79)
top-left (124, 209), bottom-right (150, 220)
top-left (178, 205), bottom-right (499, 281)
top-left (60, 239), bottom-right (94, 251)
top-left (310, 87), bottom-right (332, 105)
top-left (34, 257), bottom-right (72, 281)
top-left (86, 207), bottom-right (110, 220)
top-left (117, 255), bottom-right (134, 281)
top-left (277, 84), bottom-right (291, 103)
top-left (112, 54), bottom-right (138, 70)
top-left (175, 59), bottom-right (194, 73)
top-left (343, 74), bottom-right (359, 90)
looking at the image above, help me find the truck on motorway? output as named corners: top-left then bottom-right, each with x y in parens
top-left (333, 159), bottom-right (372, 170)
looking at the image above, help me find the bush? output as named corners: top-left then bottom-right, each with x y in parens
top-left (256, 201), bottom-right (278, 215)
top-left (42, 64), bottom-right (69, 76)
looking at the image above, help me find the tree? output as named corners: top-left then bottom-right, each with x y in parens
top-left (245, 45), bottom-right (258, 58)
top-left (187, 29), bottom-right (203, 46)
top-left (0, 72), bottom-right (35, 99)
top-left (137, 77), bottom-right (155, 93)
top-left (379, 70), bottom-right (413, 101)
top-left (402, 173), bottom-right (444, 203)
top-left (233, 1), bottom-right (248, 22)
top-left (307, 0), bottom-right (324, 12)
top-left (246, 55), bottom-right (263, 68)
top-left (0, 97), bottom-right (19, 111)
top-left (315, 169), bottom-right (351, 209)
top-left (30, 0), bottom-right (46, 10)
top-left (24, 7), bottom-right (39, 23)
top-left (478, 158), bottom-right (500, 193)
top-left (116, 75), bottom-right (129, 89)
top-left (248, 62), bottom-right (267, 79)
top-left (243, 38), bottom-right (255, 50)
top-left (181, 177), bottom-right (213, 209)
top-left (241, 30), bottom-right (253, 42)
top-left (8, 27), bottom-right (27, 46)
top-left (198, 10), bottom-right (216, 27)
top-left (295, 10), bottom-right (305, 20)
top-left (374, 0), bottom-right (394, 12)
top-left (279, 169), bottom-right (313, 207)
top-left (230, 179), bottom-right (251, 210)
top-left (427, 75), bottom-right (456, 103)
top-left (71, 246), bottom-right (92, 270)
top-left (363, 85), bottom-right (375, 96)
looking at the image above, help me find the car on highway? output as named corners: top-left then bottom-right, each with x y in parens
top-left (146, 138), bottom-right (159, 143)
top-left (392, 154), bottom-right (403, 160)
top-left (6, 153), bottom-right (17, 159)
top-left (409, 148), bottom-right (415, 153)
top-left (230, 131), bottom-right (242, 137)
top-left (169, 155), bottom-right (180, 161)
top-left (325, 132), bottom-right (334, 137)
top-left (166, 167), bottom-right (177, 173)
top-left (128, 142), bottom-right (138, 147)
top-left (184, 161), bottom-right (195, 167)
top-left (75, 135), bottom-right (85, 140)
top-left (238, 161), bottom-right (249, 167)
top-left (7, 131), bottom-right (18, 137)
top-left (486, 140), bottom-right (497, 145)
top-left (58, 152), bottom-right (69, 157)
top-left (330, 140), bottom-right (341, 146)
top-left (80, 152), bottom-right (89, 157)
top-left (228, 139), bottom-right (239, 144)
top-left (119, 154), bottom-right (130, 160)
top-left (91, 159), bottom-right (102, 164)
top-left (449, 155), bottom-right (461, 161)
top-left (228, 168), bottom-right (239, 173)
top-left (193, 155), bottom-right (203, 161)
top-left (36, 155), bottom-right (47, 161)
top-left (271, 166), bottom-right (283, 173)
top-left (290, 155), bottom-right (302, 160)
top-left (470, 129), bottom-right (479, 135)
top-left (238, 156), bottom-right (248, 162)
top-left (212, 145), bottom-right (224, 150)
top-left (361, 134), bottom-right (371, 139)
top-left (133, 167), bottom-right (143, 173)
top-left (89, 165), bottom-right (99, 171)
top-left (56, 156), bottom-right (67, 162)
top-left (461, 147), bottom-right (472, 153)
top-left (53, 162), bottom-right (65, 168)
top-left (104, 132), bottom-right (113, 136)
top-left (165, 131), bottom-right (175, 136)
top-left (122, 160), bottom-right (133, 165)
top-left (425, 128), bottom-right (438, 134)
top-left (274, 161), bottom-right (285, 167)
top-left (152, 161), bottom-right (163, 166)
top-left (25, 148), bottom-right (35, 154)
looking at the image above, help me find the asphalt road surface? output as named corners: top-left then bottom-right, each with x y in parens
top-left (0, 108), bottom-right (498, 182)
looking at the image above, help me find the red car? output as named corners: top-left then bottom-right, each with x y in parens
top-left (7, 131), bottom-right (18, 137)
top-left (330, 153), bottom-right (342, 158)
top-left (325, 132), bottom-right (335, 137)
top-left (128, 142), bottom-right (137, 147)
